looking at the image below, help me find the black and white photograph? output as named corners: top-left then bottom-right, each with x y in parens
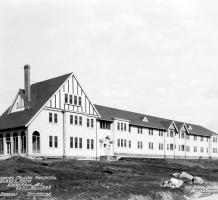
top-left (0, 0), bottom-right (218, 199)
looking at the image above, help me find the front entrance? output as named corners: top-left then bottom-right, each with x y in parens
top-left (103, 136), bottom-right (113, 156)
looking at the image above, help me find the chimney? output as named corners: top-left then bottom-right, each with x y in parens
top-left (24, 64), bottom-right (31, 109)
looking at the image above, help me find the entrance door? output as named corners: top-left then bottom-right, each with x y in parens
top-left (104, 136), bottom-right (113, 156)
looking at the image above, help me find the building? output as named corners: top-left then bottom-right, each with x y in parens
top-left (0, 66), bottom-right (217, 160)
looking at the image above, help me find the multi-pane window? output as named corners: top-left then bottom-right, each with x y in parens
top-left (49, 136), bottom-right (53, 147)
top-left (79, 138), bottom-right (82, 149)
top-left (170, 130), bottom-right (174, 137)
top-left (200, 136), bottom-right (204, 142)
top-left (69, 95), bottom-right (73, 104)
top-left (91, 119), bottom-right (94, 128)
top-left (70, 137), bottom-right (73, 148)
top-left (194, 136), bottom-right (197, 141)
top-left (87, 139), bottom-right (90, 149)
top-left (213, 137), bottom-right (217, 143)
top-left (129, 140), bottom-right (131, 148)
top-left (91, 139), bottom-right (94, 149)
top-left (74, 116), bottom-right (78, 125)
top-left (121, 123), bottom-right (123, 131)
top-left (87, 118), bottom-right (90, 127)
top-left (124, 139), bottom-right (127, 147)
top-left (138, 141), bottom-right (143, 149)
top-left (149, 142), bottom-right (153, 150)
top-left (121, 139), bottom-right (123, 147)
top-left (117, 139), bottom-right (120, 147)
top-left (65, 94), bottom-right (68, 103)
top-left (49, 113), bottom-right (58, 123)
top-left (70, 115), bottom-right (73, 124)
top-left (49, 113), bottom-right (52, 123)
top-left (181, 132), bottom-right (185, 139)
top-left (213, 148), bottom-right (217, 153)
top-left (79, 116), bottom-right (82, 125)
top-left (54, 136), bottom-right (58, 147)
top-left (74, 96), bottom-right (78, 105)
top-left (78, 97), bottom-right (82, 106)
top-left (54, 114), bottom-right (58, 123)
top-left (100, 121), bottom-right (111, 130)
top-left (186, 135), bottom-right (190, 140)
top-left (117, 122), bottom-right (120, 130)
top-left (124, 123), bottom-right (126, 131)
top-left (149, 129), bottom-right (153, 136)
top-left (159, 143), bottom-right (163, 150)
top-left (194, 146), bottom-right (197, 152)
top-left (170, 144), bottom-right (174, 151)
top-left (159, 130), bottom-right (164, 137)
top-left (129, 125), bottom-right (131, 132)
top-left (181, 145), bottom-right (185, 151)
top-left (75, 137), bottom-right (78, 148)
top-left (138, 127), bottom-right (142, 134)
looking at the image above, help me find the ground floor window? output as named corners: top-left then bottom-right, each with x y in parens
top-left (21, 131), bottom-right (26, 154)
top-left (13, 132), bottom-right (18, 154)
top-left (0, 135), bottom-right (3, 155)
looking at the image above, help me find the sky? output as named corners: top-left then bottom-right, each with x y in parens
top-left (0, 0), bottom-right (218, 132)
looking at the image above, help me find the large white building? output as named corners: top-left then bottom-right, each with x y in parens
top-left (0, 66), bottom-right (217, 160)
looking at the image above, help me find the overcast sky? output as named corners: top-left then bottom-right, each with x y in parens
top-left (0, 0), bottom-right (218, 132)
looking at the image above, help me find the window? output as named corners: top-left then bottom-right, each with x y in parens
top-left (121, 139), bottom-right (123, 147)
top-left (65, 94), bottom-right (68, 103)
top-left (75, 137), bottom-right (78, 148)
top-left (91, 119), bottom-right (94, 128)
top-left (87, 139), bottom-right (90, 149)
top-left (167, 144), bottom-right (169, 150)
top-left (186, 135), bottom-right (190, 140)
top-left (129, 140), bottom-right (131, 148)
top-left (49, 136), bottom-right (53, 147)
top-left (200, 147), bottom-right (204, 153)
top-left (149, 142), bottom-right (153, 150)
top-left (159, 143), bottom-right (163, 150)
top-left (117, 139), bottom-right (120, 147)
top-left (170, 130), bottom-right (174, 137)
top-left (181, 145), bottom-right (185, 151)
top-left (54, 114), bottom-right (58, 123)
top-left (213, 148), bottom-right (217, 153)
top-left (49, 113), bottom-right (52, 123)
top-left (129, 125), bottom-right (131, 132)
top-left (74, 95), bottom-right (78, 105)
top-left (117, 122), bottom-right (120, 130)
top-left (170, 144), bottom-right (174, 151)
top-left (186, 146), bottom-right (190, 152)
top-left (124, 123), bottom-right (126, 131)
top-left (201, 137), bottom-right (204, 142)
top-left (194, 136), bottom-right (197, 141)
top-left (91, 139), bottom-right (94, 149)
top-left (79, 138), bottom-right (82, 149)
top-left (79, 116), bottom-right (82, 126)
top-left (70, 137), bottom-right (73, 148)
top-left (100, 121), bottom-right (111, 130)
top-left (121, 123), bottom-right (123, 131)
top-left (124, 140), bottom-right (127, 147)
top-left (213, 137), bottom-right (217, 143)
top-left (138, 127), bottom-right (142, 134)
top-left (87, 118), bottom-right (90, 127)
top-left (69, 95), bottom-right (73, 104)
top-left (149, 129), bottom-right (153, 136)
top-left (54, 136), bottom-right (58, 148)
top-left (194, 146), bottom-right (197, 152)
top-left (74, 116), bottom-right (78, 125)
top-left (138, 141), bottom-right (143, 149)
top-left (0, 135), bottom-right (3, 155)
top-left (70, 115), bottom-right (73, 124)
top-left (181, 132), bottom-right (185, 139)
top-left (78, 97), bottom-right (82, 106)
top-left (159, 130), bottom-right (164, 137)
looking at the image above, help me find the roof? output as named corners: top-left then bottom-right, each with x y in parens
top-left (94, 104), bottom-right (216, 137)
top-left (0, 73), bottom-right (72, 131)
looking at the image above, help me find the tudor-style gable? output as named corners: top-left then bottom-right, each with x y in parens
top-left (45, 73), bottom-right (99, 117)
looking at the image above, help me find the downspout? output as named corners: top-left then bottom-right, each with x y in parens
top-left (62, 111), bottom-right (66, 159)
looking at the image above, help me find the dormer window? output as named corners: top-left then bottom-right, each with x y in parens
top-left (188, 125), bottom-right (192, 130)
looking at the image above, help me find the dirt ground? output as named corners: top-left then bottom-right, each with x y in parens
top-left (0, 157), bottom-right (218, 200)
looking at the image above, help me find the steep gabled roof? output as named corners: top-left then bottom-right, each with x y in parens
top-left (0, 73), bottom-right (72, 131)
top-left (94, 104), bottom-right (216, 137)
